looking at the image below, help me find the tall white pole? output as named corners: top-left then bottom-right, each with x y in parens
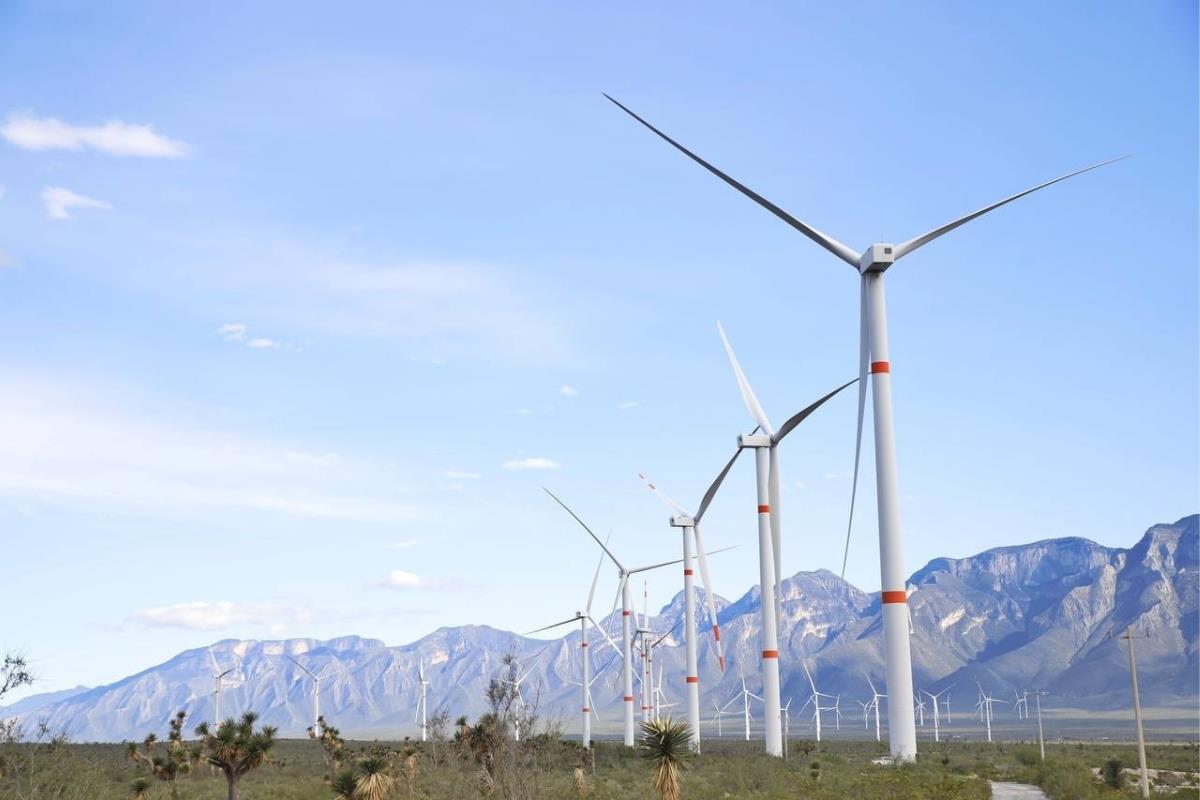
top-left (874, 698), bottom-right (881, 742)
top-left (314, 679), bottom-right (321, 736)
top-left (420, 682), bottom-right (428, 742)
top-left (931, 696), bottom-right (939, 742)
top-left (1123, 631), bottom-right (1151, 799)
top-left (749, 441), bottom-right (783, 756)
top-left (214, 676), bottom-right (221, 727)
top-left (743, 690), bottom-right (751, 741)
top-left (1034, 692), bottom-right (1045, 763)
top-left (581, 617), bottom-right (591, 748)
top-left (864, 271), bottom-right (918, 762)
top-left (682, 526), bottom-right (701, 749)
top-left (621, 579), bottom-right (635, 747)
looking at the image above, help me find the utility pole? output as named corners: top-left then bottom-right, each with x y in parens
top-left (1031, 690), bottom-right (1047, 763)
top-left (1115, 629), bottom-right (1150, 799)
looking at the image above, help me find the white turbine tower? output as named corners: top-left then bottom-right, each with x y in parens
top-left (800, 663), bottom-right (840, 744)
top-left (638, 456), bottom-right (745, 748)
top-left (285, 655), bottom-right (342, 737)
top-left (781, 698), bottom-right (793, 759)
top-left (543, 489), bottom-right (725, 747)
top-left (914, 693), bottom-right (927, 727)
top-left (501, 650), bottom-right (548, 742)
top-left (525, 609), bottom-right (621, 747)
top-left (415, 661), bottom-right (430, 742)
top-left (605, 93), bottom-right (1125, 761)
top-left (711, 695), bottom-right (739, 737)
top-left (866, 675), bottom-right (887, 743)
top-left (1013, 689), bottom-right (1030, 720)
top-left (975, 683), bottom-right (1007, 743)
top-left (737, 665), bottom-right (763, 742)
top-left (208, 649), bottom-right (235, 727)
top-left (715, 323), bottom-right (855, 756)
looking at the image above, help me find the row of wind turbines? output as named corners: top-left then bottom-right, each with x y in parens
top-left (525, 94), bottom-right (1121, 761)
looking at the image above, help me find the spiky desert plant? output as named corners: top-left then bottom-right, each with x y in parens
top-left (353, 755), bottom-right (396, 800)
top-left (402, 745), bottom-right (419, 794)
top-left (477, 765), bottom-right (496, 797)
top-left (572, 766), bottom-right (592, 798)
top-left (130, 777), bottom-right (152, 800)
top-left (128, 711), bottom-right (199, 800)
top-left (309, 716), bottom-right (346, 780)
top-left (639, 717), bottom-right (693, 800)
top-left (195, 711), bottom-right (277, 800)
top-left (331, 769), bottom-right (358, 800)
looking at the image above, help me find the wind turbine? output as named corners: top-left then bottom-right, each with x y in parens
top-left (922, 688), bottom-right (949, 743)
top-left (524, 539), bottom-right (621, 748)
top-left (711, 695), bottom-right (739, 737)
top-left (799, 663), bottom-right (840, 744)
top-left (285, 655), bottom-right (342, 738)
top-left (975, 683), bottom-right (1007, 743)
top-left (866, 675), bottom-right (887, 743)
top-left (1013, 689), bottom-right (1030, 720)
top-left (605, 93), bottom-right (1125, 761)
top-left (415, 661), bottom-right (431, 742)
top-left (781, 698), bottom-right (793, 759)
top-left (857, 699), bottom-right (872, 733)
top-left (501, 650), bottom-right (549, 742)
top-left (737, 665), bottom-right (763, 742)
top-left (716, 323), bottom-right (856, 756)
top-left (638, 456), bottom-right (744, 748)
top-left (914, 693), bottom-right (927, 727)
top-left (543, 489), bottom-right (725, 747)
top-left (208, 649), bottom-right (235, 727)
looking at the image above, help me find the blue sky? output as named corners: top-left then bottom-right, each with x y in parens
top-left (0, 2), bottom-right (1195, 700)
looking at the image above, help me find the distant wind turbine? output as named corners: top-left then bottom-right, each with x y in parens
top-left (208, 649), bottom-right (235, 728)
top-left (415, 661), bottom-right (431, 741)
top-left (285, 654), bottom-right (342, 737)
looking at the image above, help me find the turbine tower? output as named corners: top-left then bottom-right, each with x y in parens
top-left (638, 451), bottom-right (748, 748)
top-left (285, 654), bottom-right (342, 738)
top-left (715, 323), bottom-right (855, 756)
top-left (208, 649), bottom-right (235, 727)
top-left (975, 683), bottom-right (1007, 743)
top-left (415, 661), bottom-right (430, 742)
top-left (800, 663), bottom-right (840, 744)
top-left (544, 488), bottom-right (728, 747)
top-left (736, 665), bottom-right (763, 742)
top-left (605, 92), bottom-right (1124, 761)
top-left (866, 675), bottom-right (887, 743)
top-left (922, 688), bottom-right (949, 743)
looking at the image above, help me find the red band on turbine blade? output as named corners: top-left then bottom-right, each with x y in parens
top-left (757, 504), bottom-right (770, 513)
top-left (683, 568), bottom-right (694, 576)
top-left (686, 676), bottom-right (699, 684)
top-left (622, 610), bottom-right (631, 616)
top-left (870, 361), bottom-right (890, 373)
top-left (580, 642), bottom-right (588, 647)
top-left (623, 696), bottom-right (634, 702)
top-left (881, 590), bottom-right (908, 604)
top-left (583, 707), bottom-right (590, 712)
top-left (712, 626), bottom-right (720, 640)
top-left (718, 656), bottom-right (726, 670)
top-left (762, 650), bottom-right (779, 659)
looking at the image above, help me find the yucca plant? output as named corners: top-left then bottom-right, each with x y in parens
top-left (331, 769), bottom-right (359, 800)
top-left (194, 711), bottom-right (277, 800)
top-left (130, 777), bottom-right (152, 800)
top-left (402, 745), bottom-right (419, 794)
top-left (353, 755), bottom-right (396, 800)
top-left (638, 717), bottom-right (693, 800)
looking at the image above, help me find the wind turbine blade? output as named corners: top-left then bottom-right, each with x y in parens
top-left (637, 473), bottom-right (691, 518)
top-left (768, 445), bottom-right (783, 633)
top-left (524, 616), bottom-right (582, 636)
top-left (772, 377), bottom-right (859, 445)
top-left (802, 663), bottom-right (818, 693)
top-left (691, 524), bottom-right (725, 671)
top-left (285, 655), bottom-right (316, 680)
top-left (841, 279), bottom-right (871, 579)
top-left (653, 618), bottom-right (683, 648)
top-left (585, 614), bottom-right (625, 658)
top-left (716, 322), bottom-right (774, 437)
top-left (605, 577), bottom-right (624, 641)
top-left (585, 533), bottom-right (609, 615)
top-left (893, 156), bottom-right (1129, 260)
top-left (543, 487), bottom-right (624, 570)
top-left (695, 447), bottom-right (743, 523)
top-left (208, 648), bottom-right (221, 676)
top-left (603, 94), bottom-right (861, 268)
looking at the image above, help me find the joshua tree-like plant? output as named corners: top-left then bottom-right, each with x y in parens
top-left (638, 717), bottom-right (693, 800)
top-left (194, 711), bottom-right (277, 800)
top-left (0, 653), bottom-right (32, 702)
top-left (331, 769), bottom-right (359, 800)
top-left (130, 777), bottom-right (152, 800)
top-left (309, 715), bottom-right (346, 780)
top-left (352, 755), bottom-right (396, 800)
top-left (127, 711), bottom-right (199, 800)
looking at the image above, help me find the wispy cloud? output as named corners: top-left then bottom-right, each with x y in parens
top-left (246, 337), bottom-right (278, 349)
top-left (42, 186), bottom-right (112, 220)
top-left (389, 540), bottom-right (421, 550)
top-left (560, 385), bottom-right (578, 397)
top-left (502, 457), bottom-right (561, 471)
top-left (3, 112), bottom-right (189, 158)
top-left (618, 400), bottom-right (639, 411)
top-left (133, 601), bottom-right (312, 631)
top-left (218, 322), bottom-right (247, 341)
top-left (381, 570), bottom-right (424, 589)
top-left (0, 372), bottom-right (421, 523)
top-left (216, 323), bottom-right (292, 351)
top-left (440, 469), bottom-right (481, 480)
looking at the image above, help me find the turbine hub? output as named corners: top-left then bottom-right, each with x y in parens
top-left (858, 243), bottom-right (895, 273)
top-left (669, 514), bottom-right (695, 527)
top-left (738, 432), bottom-right (771, 448)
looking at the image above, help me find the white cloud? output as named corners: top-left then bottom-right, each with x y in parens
top-left (42, 186), bottom-right (112, 220)
top-left (133, 601), bottom-right (312, 631)
top-left (0, 371), bottom-right (421, 524)
top-left (559, 385), bottom-right (578, 397)
top-left (618, 401), bottom-right (639, 411)
top-left (218, 323), bottom-right (247, 341)
top-left (246, 337), bottom-right (278, 349)
top-left (382, 570), bottom-right (423, 589)
top-left (440, 469), bottom-right (481, 480)
top-left (3, 112), bottom-right (189, 158)
top-left (824, 471), bottom-right (852, 480)
top-left (389, 540), bottom-right (421, 550)
top-left (502, 457), bottom-right (561, 471)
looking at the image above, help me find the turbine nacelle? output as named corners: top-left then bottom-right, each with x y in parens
top-left (858, 244), bottom-right (895, 274)
top-left (737, 432), bottom-right (771, 449)
top-left (668, 514), bottom-right (695, 527)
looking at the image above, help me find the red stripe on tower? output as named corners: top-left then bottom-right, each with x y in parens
top-left (623, 695), bottom-right (634, 702)
top-left (686, 676), bottom-right (699, 684)
top-left (762, 650), bottom-right (779, 659)
top-left (757, 504), bottom-right (770, 513)
top-left (683, 568), bottom-right (694, 576)
top-left (881, 590), bottom-right (907, 604)
top-left (870, 361), bottom-right (890, 373)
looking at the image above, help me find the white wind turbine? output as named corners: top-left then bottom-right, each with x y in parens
top-left (208, 649), bottom-right (235, 727)
top-left (501, 650), bottom-right (548, 742)
top-left (415, 661), bottom-right (431, 742)
top-left (975, 683), bottom-right (1007, 743)
top-left (737, 665), bottom-right (764, 742)
top-left (710, 695), bottom-right (739, 737)
top-left (914, 693), bottom-right (927, 727)
top-left (857, 699), bottom-right (873, 733)
top-left (799, 663), bottom-right (840, 744)
top-left (781, 698), bottom-right (794, 758)
top-left (638, 456), bottom-right (745, 748)
top-left (1013, 689), bottom-right (1030, 720)
top-left (543, 489), bottom-right (723, 747)
top-left (285, 655), bottom-right (342, 737)
top-left (923, 688), bottom-right (949, 742)
top-left (606, 93), bottom-right (1125, 761)
top-left (715, 323), bottom-right (856, 756)
top-left (866, 675), bottom-right (887, 743)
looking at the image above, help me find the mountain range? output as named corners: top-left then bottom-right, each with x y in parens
top-left (5, 514), bottom-right (1195, 741)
